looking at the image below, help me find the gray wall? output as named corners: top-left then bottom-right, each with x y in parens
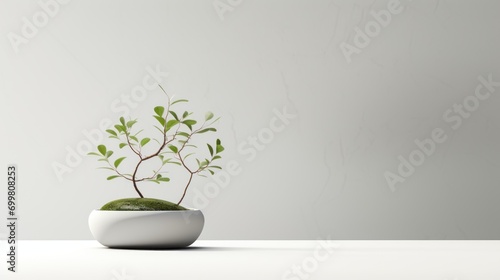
top-left (1, 0), bottom-right (500, 240)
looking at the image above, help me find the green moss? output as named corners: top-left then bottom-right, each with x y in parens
top-left (100, 198), bottom-right (187, 211)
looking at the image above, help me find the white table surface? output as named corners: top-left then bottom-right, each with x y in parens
top-left (1, 240), bottom-right (499, 280)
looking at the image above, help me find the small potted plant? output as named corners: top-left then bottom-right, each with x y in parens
top-left (87, 85), bottom-right (224, 249)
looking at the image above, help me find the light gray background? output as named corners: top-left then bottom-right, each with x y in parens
top-left (1, 0), bottom-right (500, 240)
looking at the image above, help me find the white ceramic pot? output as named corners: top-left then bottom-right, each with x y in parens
top-left (88, 209), bottom-right (204, 249)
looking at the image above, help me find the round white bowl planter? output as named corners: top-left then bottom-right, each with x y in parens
top-left (88, 209), bottom-right (204, 249)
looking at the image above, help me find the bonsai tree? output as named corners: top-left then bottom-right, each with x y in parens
top-left (88, 85), bottom-right (224, 210)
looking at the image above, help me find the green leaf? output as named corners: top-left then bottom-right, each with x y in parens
top-left (216, 144), bottom-right (224, 154)
top-left (165, 119), bottom-right (179, 131)
top-left (168, 145), bottom-right (178, 153)
top-left (182, 111), bottom-right (189, 119)
top-left (205, 111), bottom-right (214, 121)
top-left (183, 120), bottom-right (197, 126)
top-left (208, 169), bottom-right (215, 175)
top-left (154, 106), bottom-right (165, 116)
top-left (87, 152), bottom-right (101, 156)
top-left (126, 120), bottom-right (137, 128)
top-left (209, 165), bottom-right (222, 169)
top-left (98, 145), bottom-right (107, 156)
top-left (197, 128), bottom-right (216, 134)
top-left (169, 111), bottom-right (179, 120)
top-left (153, 126), bottom-right (164, 135)
top-left (183, 120), bottom-right (197, 131)
top-left (209, 116), bottom-right (221, 125)
top-left (207, 144), bottom-right (214, 156)
top-left (212, 155), bottom-right (222, 160)
top-left (154, 115), bottom-right (166, 127)
top-left (130, 135), bottom-right (139, 142)
top-left (184, 152), bottom-right (195, 159)
top-left (106, 129), bottom-right (117, 136)
top-left (107, 175), bottom-right (120, 180)
top-left (114, 124), bottom-right (126, 133)
top-left (114, 157), bottom-right (126, 168)
top-left (171, 99), bottom-right (188, 105)
top-left (215, 144), bottom-right (224, 154)
top-left (200, 159), bottom-right (209, 168)
top-left (140, 138), bottom-right (151, 147)
top-left (163, 159), bottom-right (181, 166)
top-left (119, 143), bottom-right (127, 149)
top-left (158, 177), bottom-right (170, 182)
top-left (177, 132), bottom-right (190, 138)
top-left (106, 151), bottom-right (113, 158)
top-left (119, 117), bottom-right (125, 126)
top-left (97, 167), bottom-right (114, 170)
top-left (216, 139), bottom-right (221, 145)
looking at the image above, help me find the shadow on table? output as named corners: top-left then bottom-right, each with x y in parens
top-left (92, 246), bottom-right (323, 252)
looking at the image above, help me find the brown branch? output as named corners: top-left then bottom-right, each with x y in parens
top-left (174, 124), bottom-right (209, 205)
top-left (129, 89), bottom-right (176, 198)
top-left (104, 160), bottom-right (133, 181)
top-left (177, 172), bottom-right (193, 205)
top-left (135, 162), bottom-right (167, 182)
top-left (131, 163), bottom-right (144, 198)
top-left (125, 132), bottom-right (141, 157)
